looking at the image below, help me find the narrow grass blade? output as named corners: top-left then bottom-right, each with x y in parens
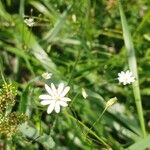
top-left (0, 2), bottom-right (59, 75)
top-left (64, 111), bottom-right (112, 149)
top-left (19, 0), bottom-right (25, 17)
top-left (19, 123), bottom-right (55, 149)
top-left (134, 9), bottom-right (150, 36)
top-left (118, 0), bottom-right (146, 137)
top-left (0, 1), bottom-right (11, 20)
top-left (29, 1), bottom-right (52, 18)
top-left (127, 135), bottom-right (150, 150)
top-left (44, 5), bottom-right (72, 42)
top-left (19, 77), bottom-right (39, 113)
top-left (14, 16), bottom-right (58, 74)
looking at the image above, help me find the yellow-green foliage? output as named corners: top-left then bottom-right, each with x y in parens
top-left (0, 112), bottom-right (27, 137)
top-left (0, 83), bottom-right (17, 114)
top-left (0, 83), bottom-right (27, 137)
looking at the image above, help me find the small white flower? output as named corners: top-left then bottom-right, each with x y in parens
top-left (24, 18), bottom-right (35, 27)
top-left (39, 83), bottom-right (71, 114)
top-left (42, 72), bottom-right (52, 79)
top-left (81, 88), bottom-right (88, 99)
top-left (118, 70), bottom-right (135, 85)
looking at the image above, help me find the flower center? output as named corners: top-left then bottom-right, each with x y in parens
top-left (125, 76), bottom-right (129, 82)
top-left (55, 96), bottom-right (61, 101)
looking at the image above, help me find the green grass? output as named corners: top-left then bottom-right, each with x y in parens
top-left (0, 0), bottom-right (150, 149)
top-left (118, 0), bottom-right (146, 138)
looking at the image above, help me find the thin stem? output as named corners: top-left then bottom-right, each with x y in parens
top-left (0, 62), bottom-right (6, 84)
top-left (67, 50), bottom-right (81, 85)
top-left (64, 111), bottom-right (111, 149)
top-left (85, 107), bottom-right (107, 137)
top-left (19, 0), bottom-right (25, 17)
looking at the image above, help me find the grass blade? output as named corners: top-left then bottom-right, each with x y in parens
top-left (118, 0), bottom-right (146, 137)
top-left (19, 0), bottom-right (25, 17)
top-left (44, 5), bottom-right (72, 42)
top-left (0, 2), bottom-right (59, 75)
top-left (127, 135), bottom-right (150, 150)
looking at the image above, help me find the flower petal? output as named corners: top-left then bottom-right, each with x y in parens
top-left (45, 84), bottom-right (54, 96)
top-left (118, 70), bottom-right (135, 85)
top-left (55, 103), bottom-right (60, 113)
top-left (59, 101), bottom-right (68, 107)
top-left (41, 100), bottom-right (53, 105)
top-left (57, 83), bottom-right (64, 95)
top-left (39, 94), bottom-right (52, 100)
top-left (60, 86), bottom-right (70, 97)
top-left (123, 81), bottom-right (127, 85)
top-left (51, 83), bottom-right (57, 96)
top-left (62, 97), bottom-right (71, 101)
top-left (126, 70), bottom-right (130, 74)
top-left (47, 101), bottom-right (55, 114)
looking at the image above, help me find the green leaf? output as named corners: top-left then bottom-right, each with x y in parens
top-left (14, 16), bottom-right (59, 74)
top-left (29, 1), bottom-right (52, 18)
top-left (118, 0), bottom-right (146, 137)
top-left (0, 2), bottom-right (59, 75)
top-left (19, 77), bottom-right (39, 113)
top-left (19, 123), bottom-right (55, 149)
top-left (44, 5), bottom-right (72, 42)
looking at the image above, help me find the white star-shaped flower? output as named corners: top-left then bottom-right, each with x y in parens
top-left (118, 70), bottom-right (135, 85)
top-left (39, 83), bottom-right (71, 114)
top-left (24, 18), bottom-right (35, 27)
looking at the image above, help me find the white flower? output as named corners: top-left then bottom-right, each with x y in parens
top-left (39, 83), bottom-right (71, 114)
top-left (81, 88), bottom-right (88, 99)
top-left (118, 70), bottom-right (135, 85)
top-left (24, 18), bottom-right (35, 27)
top-left (42, 72), bottom-right (52, 79)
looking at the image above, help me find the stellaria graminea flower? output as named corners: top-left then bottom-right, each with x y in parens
top-left (24, 18), bottom-right (35, 27)
top-left (118, 70), bottom-right (135, 85)
top-left (39, 83), bottom-right (71, 114)
top-left (42, 72), bottom-right (52, 80)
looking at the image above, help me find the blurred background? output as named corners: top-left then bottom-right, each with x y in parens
top-left (0, 0), bottom-right (150, 149)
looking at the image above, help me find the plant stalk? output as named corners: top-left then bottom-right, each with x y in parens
top-left (118, 0), bottom-right (146, 137)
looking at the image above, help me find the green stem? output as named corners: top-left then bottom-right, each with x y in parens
top-left (67, 50), bottom-right (81, 85)
top-left (0, 62), bottom-right (6, 84)
top-left (85, 107), bottom-right (107, 137)
top-left (64, 111), bottom-right (111, 149)
top-left (133, 81), bottom-right (146, 137)
top-left (19, 0), bottom-right (25, 17)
